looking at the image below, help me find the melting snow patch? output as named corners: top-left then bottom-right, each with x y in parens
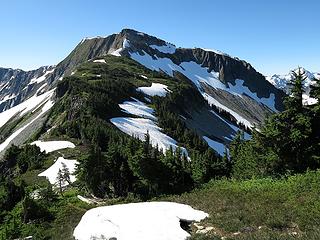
top-left (31, 140), bottom-right (75, 153)
top-left (137, 83), bottom-right (170, 97)
top-left (93, 59), bottom-right (106, 63)
top-left (119, 98), bottom-right (156, 120)
top-left (140, 74), bottom-right (148, 79)
top-left (111, 117), bottom-right (188, 157)
top-left (203, 93), bottom-right (253, 129)
top-left (149, 43), bottom-right (176, 54)
top-left (77, 195), bottom-right (95, 204)
top-left (29, 69), bottom-right (55, 85)
top-left (73, 201), bottom-right (208, 240)
top-left (227, 79), bottom-right (276, 111)
top-left (110, 48), bottom-right (122, 57)
top-left (210, 111), bottom-right (251, 140)
top-left (38, 157), bottom-right (78, 186)
top-left (203, 136), bottom-right (227, 156)
top-left (110, 38), bottom-right (130, 57)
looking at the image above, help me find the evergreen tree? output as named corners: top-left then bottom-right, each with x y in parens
top-left (56, 169), bottom-right (64, 196)
top-left (284, 68), bottom-right (305, 112)
top-left (61, 163), bottom-right (71, 185)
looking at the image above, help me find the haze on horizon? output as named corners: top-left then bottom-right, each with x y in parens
top-left (0, 0), bottom-right (319, 75)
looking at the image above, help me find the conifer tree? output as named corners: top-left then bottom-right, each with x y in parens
top-left (56, 169), bottom-right (64, 196)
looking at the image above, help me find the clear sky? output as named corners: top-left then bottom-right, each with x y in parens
top-left (0, 0), bottom-right (319, 75)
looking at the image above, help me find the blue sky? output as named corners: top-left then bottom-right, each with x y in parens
top-left (0, 0), bottom-right (319, 75)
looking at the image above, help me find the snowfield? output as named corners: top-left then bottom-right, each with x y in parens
top-left (111, 117), bottom-right (188, 156)
top-left (112, 98), bottom-right (189, 157)
top-left (31, 140), bottom-right (75, 153)
top-left (38, 157), bottom-right (78, 186)
top-left (119, 98), bottom-right (156, 120)
top-left (73, 201), bottom-right (208, 240)
top-left (137, 83), bottom-right (170, 97)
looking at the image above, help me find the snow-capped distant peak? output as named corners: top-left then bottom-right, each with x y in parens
top-left (266, 67), bottom-right (319, 105)
top-left (267, 67), bottom-right (319, 90)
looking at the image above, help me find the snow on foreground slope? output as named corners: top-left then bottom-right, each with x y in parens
top-left (31, 140), bottom-right (75, 153)
top-left (111, 98), bottom-right (189, 157)
top-left (73, 202), bottom-right (208, 240)
top-left (38, 157), bottom-right (78, 186)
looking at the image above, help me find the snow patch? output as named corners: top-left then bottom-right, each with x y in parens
top-left (93, 59), bottom-right (106, 63)
top-left (150, 43), bottom-right (176, 54)
top-left (111, 117), bottom-right (188, 157)
top-left (31, 140), bottom-right (75, 153)
top-left (77, 195), bottom-right (95, 204)
top-left (210, 111), bottom-right (251, 140)
top-left (203, 136), bottom-right (227, 156)
top-left (201, 48), bottom-right (232, 58)
top-left (119, 98), bottom-right (156, 120)
top-left (38, 157), bottom-right (78, 186)
top-left (140, 74), bottom-right (148, 79)
top-left (109, 38), bottom-right (131, 57)
top-left (73, 201), bottom-right (208, 240)
top-left (29, 69), bottom-right (55, 85)
top-left (203, 93), bottom-right (253, 129)
top-left (137, 83), bottom-right (170, 97)
top-left (0, 94), bottom-right (16, 104)
top-left (228, 79), bottom-right (276, 111)
top-left (303, 94), bottom-right (317, 105)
